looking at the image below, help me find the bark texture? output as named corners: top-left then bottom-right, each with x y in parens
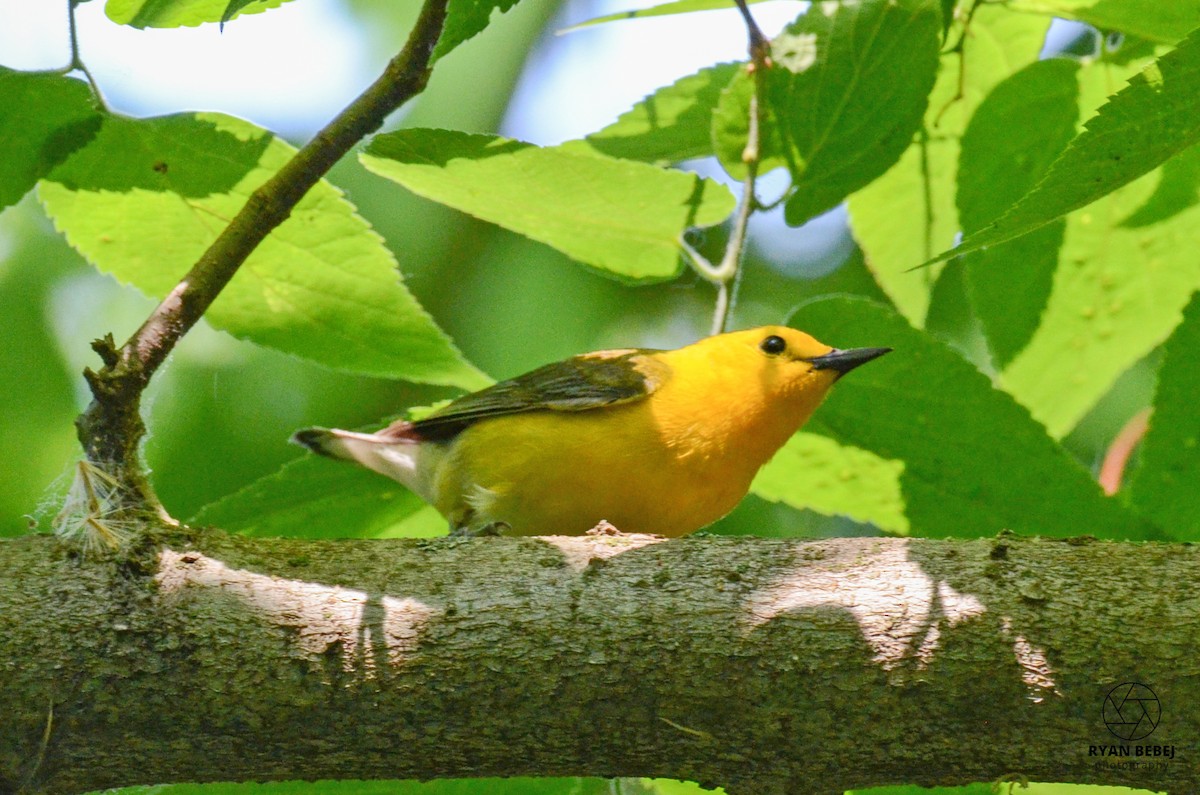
top-left (1, 530), bottom-right (1197, 794)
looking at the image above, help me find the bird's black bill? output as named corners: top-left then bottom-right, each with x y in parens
top-left (807, 347), bottom-right (892, 375)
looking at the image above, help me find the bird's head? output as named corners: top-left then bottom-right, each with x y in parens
top-left (707, 325), bottom-right (891, 401)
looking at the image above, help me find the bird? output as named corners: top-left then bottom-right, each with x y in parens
top-left (292, 326), bottom-right (889, 537)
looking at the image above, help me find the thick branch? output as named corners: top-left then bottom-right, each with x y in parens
top-left (73, 0), bottom-right (451, 513)
top-left (2, 532), bottom-right (1196, 794)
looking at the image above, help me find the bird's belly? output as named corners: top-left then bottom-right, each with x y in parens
top-left (441, 409), bottom-right (754, 537)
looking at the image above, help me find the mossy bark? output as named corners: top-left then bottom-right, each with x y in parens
top-left (1, 531), bottom-right (1197, 794)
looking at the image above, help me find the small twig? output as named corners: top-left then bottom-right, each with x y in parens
top-left (1098, 408), bottom-right (1152, 496)
top-left (684, 0), bottom-right (770, 336)
top-left (23, 697), bottom-right (53, 790)
top-left (63, 0), bottom-right (106, 107)
top-left (74, 0), bottom-right (453, 520)
top-left (932, 0), bottom-right (983, 128)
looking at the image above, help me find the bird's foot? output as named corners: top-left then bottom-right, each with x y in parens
top-left (451, 520), bottom-right (511, 538)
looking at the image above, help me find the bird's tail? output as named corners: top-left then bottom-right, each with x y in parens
top-left (291, 427), bottom-right (424, 496)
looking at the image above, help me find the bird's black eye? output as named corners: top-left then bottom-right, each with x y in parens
top-left (760, 335), bottom-right (787, 356)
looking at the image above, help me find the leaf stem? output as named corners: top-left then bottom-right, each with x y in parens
top-left (73, 0), bottom-right (453, 520)
top-left (64, 0), bottom-right (106, 108)
top-left (686, 0), bottom-right (769, 336)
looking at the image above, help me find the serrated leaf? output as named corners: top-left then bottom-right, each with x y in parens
top-left (847, 6), bottom-right (1050, 325)
top-left (956, 58), bottom-right (1080, 368)
top-left (997, 63), bottom-right (1200, 438)
top-left (751, 432), bottom-right (908, 534)
top-left (711, 65), bottom-right (788, 178)
top-left (585, 62), bottom-right (741, 164)
top-left (924, 28), bottom-right (1200, 268)
top-left (1129, 292), bottom-right (1200, 540)
top-left (561, 0), bottom-right (773, 32)
top-left (433, 0), bottom-right (524, 63)
top-left (193, 454), bottom-right (439, 539)
top-left (0, 69), bottom-right (101, 210)
top-left (105, 0), bottom-right (289, 27)
top-left (39, 113), bottom-right (488, 390)
top-left (769, 0), bottom-right (941, 227)
top-left (791, 296), bottom-right (1138, 539)
top-left (360, 128), bottom-right (736, 280)
top-left (1007, 0), bottom-right (1200, 44)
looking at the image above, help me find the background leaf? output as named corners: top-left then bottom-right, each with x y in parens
top-left (997, 62), bottom-right (1200, 437)
top-left (925, 28), bottom-right (1200, 267)
top-left (433, 0), bottom-right (525, 62)
top-left (105, 0), bottom-right (290, 27)
top-left (561, 0), bottom-right (773, 32)
top-left (956, 58), bottom-right (1079, 368)
top-left (790, 296), bottom-right (1141, 539)
top-left (750, 433), bottom-right (908, 534)
top-left (38, 113), bottom-right (487, 390)
top-left (1128, 291), bottom-right (1200, 541)
top-left (1006, 0), bottom-right (1200, 44)
top-left (585, 63), bottom-right (741, 165)
top-left (192, 453), bottom-right (442, 539)
top-left (0, 69), bottom-right (101, 210)
top-left (772, 0), bottom-right (941, 227)
top-left (360, 129), bottom-right (736, 281)
top-left (847, 6), bottom-right (1051, 325)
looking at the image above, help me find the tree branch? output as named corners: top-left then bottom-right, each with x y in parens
top-left (72, 0), bottom-right (451, 518)
top-left (3, 531), bottom-right (1195, 794)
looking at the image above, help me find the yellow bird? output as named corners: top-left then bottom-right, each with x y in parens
top-left (293, 326), bottom-right (888, 537)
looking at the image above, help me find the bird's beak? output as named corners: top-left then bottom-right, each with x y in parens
top-left (805, 347), bottom-right (892, 375)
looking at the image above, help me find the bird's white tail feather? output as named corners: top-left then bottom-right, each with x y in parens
top-left (293, 428), bottom-right (425, 497)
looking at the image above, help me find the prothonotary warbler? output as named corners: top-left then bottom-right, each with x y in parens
top-left (292, 326), bottom-right (889, 537)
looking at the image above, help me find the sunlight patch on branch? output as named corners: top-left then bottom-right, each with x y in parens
top-left (156, 549), bottom-right (439, 676)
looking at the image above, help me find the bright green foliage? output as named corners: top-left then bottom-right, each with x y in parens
top-left (560, 0), bottom-right (771, 32)
top-left (1129, 291), bottom-right (1200, 540)
top-left (361, 129), bottom-right (735, 280)
top-left (848, 6), bottom-right (1051, 325)
top-left (926, 28), bottom-right (1200, 267)
top-left (585, 63), bottom-right (741, 164)
top-left (850, 784), bottom-right (995, 795)
top-left (106, 0), bottom-right (290, 27)
top-left (957, 58), bottom-right (1079, 368)
top-left (772, 0), bottom-right (941, 227)
top-left (0, 69), bottom-right (101, 210)
top-left (791, 296), bottom-right (1138, 539)
top-left (38, 113), bottom-right (487, 390)
top-left (999, 61), bottom-right (1200, 438)
top-left (192, 454), bottom-right (440, 539)
top-left (710, 65), bottom-right (786, 179)
top-left (433, 0), bottom-right (525, 62)
top-left (1007, 0), bottom-right (1200, 44)
top-left (751, 432), bottom-right (908, 534)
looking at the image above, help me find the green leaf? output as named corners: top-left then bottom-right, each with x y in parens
top-left (956, 58), bottom-right (1080, 368)
top-left (433, 0), bottom-right (524, 63)
top-left (39, 113), bottom-right (488, 390)
top-left (923, 28), bottom-right (1200, 268)
top-left (1128, 291), bottom-right (1200, 540)
top-left (1007, 0), bottom-right (1200, 44)
top-left (847, 6), bottom-right (1051, 325)
top-left (105, 0), bottom-right (289, 27)
top-left (561, 0), bottom-right (774, 32)
top-left (0, 69), bottom-right (101, 210)
top-left (998, 62), bottom-right (1200, 438)
top-left (360, 129), bottom-right (736, 281)
top-left (751, 432), bottom-right (909, 534)
top-left (641, 780), bottom-right (725, 795)
top-left (773, 0), bottom-right (942, 227)
top-left (585, 62), bottom-right (741, 165)
top-left (711, 65), bottom-right (788, 179)
top-left (791, 296), bottom-right (1139, 539)
top-left (193, 454), bottom-right (440, 539)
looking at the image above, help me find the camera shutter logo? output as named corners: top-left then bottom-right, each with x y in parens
top-left (1103, 682), bottom-right (1160, 741)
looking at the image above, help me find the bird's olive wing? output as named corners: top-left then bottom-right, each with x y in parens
top-left (408, 349), bottom-right (666, 441)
